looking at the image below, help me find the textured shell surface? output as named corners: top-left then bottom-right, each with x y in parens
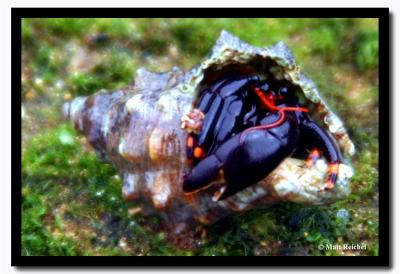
top-left (64, 30), bottom-right (355, 234)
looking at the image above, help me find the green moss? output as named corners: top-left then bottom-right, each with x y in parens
top-left (22, 189), bottom-right (80, 256)
top-left (22, 124), bottom-right (190, 256)
top-left (353, 28), bottom-right (379, 72)
top-left (67, 49), bottom-right (136, 96)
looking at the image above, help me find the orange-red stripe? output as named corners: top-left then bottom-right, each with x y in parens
top-left (328, 163), bottom-right (339, 174)
top-left (310, 149), bottom-right (320, 158)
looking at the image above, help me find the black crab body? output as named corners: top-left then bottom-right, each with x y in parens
top-left (186, 75), bottom-right (261, 158)
top-left (182, 75), bottom-right (343, 200)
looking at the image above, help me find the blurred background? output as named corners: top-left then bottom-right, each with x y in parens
top-left (21, 18), bottom-right (378, 256)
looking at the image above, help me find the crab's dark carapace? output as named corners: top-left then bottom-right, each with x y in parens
top-left (183, 75), bottom-right (343, 200)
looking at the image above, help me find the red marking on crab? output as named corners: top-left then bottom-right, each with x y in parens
top-left (182, 75), bottom-right (343, 200)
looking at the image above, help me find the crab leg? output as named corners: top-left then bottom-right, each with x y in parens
top-left (197, 95), bottom-right (223, 147)
top-left (305, 149), bottom-right (321, 167)
top-left (208, 98), bottom-right (244, 154)
top-left (196, 77), bottom-right (230, 112)
top-left (196, 75), bottom-right (259, 149)
top-left (300, 118), bottom-right (342, 189)
top-left (184, 77), bottom-right (240, 160)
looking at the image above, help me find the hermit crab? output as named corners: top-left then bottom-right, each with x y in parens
top-left (63, 31), bottom-right (355, 241)
top-left (182, 74), bottom-right (343, 201)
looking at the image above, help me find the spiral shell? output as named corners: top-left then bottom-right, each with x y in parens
top-left (63, 31), bottom-right (355, 234)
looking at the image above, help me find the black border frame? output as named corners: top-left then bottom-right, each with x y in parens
top-left (12, 7), bottom-right (390, 267)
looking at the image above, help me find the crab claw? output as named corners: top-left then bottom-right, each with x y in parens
top-left (183, 113), bottom-right (296, 201)
top-left (182, 154), bottom-right (222, 194)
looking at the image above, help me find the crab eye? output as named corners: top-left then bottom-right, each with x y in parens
top-left (278, 87), bottom-right (288, 97)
